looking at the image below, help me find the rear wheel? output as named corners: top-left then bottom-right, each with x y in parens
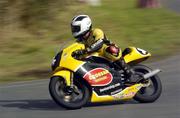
top-left (132, 64), bottom-right (162, 103)
top-left (49, 76), bottom-right (90, 109)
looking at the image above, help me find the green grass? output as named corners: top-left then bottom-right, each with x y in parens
top-left (0, 0), bottom-right (180, 83)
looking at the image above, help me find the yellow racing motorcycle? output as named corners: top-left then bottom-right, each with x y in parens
top-left (49, 43), bottom-right (162, 109)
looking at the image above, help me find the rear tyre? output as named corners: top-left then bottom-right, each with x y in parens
top-left (49, 76), bottom-right (90, 109)
top-left (132, 64), bottom-right (162, 103)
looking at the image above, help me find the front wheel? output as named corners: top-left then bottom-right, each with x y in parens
top-left (132, 64), bottom-right (162, 103)
top-left (49, 76), bottom-right (90, 109)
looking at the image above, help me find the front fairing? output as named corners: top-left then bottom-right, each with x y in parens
top-left (52, 43), bottom-right (86, 72)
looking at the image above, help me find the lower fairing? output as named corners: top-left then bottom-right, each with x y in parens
top-left (91, 84), bottom-right (144, 102)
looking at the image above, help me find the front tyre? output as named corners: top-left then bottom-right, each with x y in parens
top-left (132, 64), bottom-right (162, 103)
top-left (49, 76), bottom-right (90, 109)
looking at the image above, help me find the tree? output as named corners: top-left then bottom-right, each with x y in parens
top-left (138, 0), bottom-right (160, 8)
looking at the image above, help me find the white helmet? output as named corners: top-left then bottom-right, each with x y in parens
top-left (71, 15), bottom-right (92, 38)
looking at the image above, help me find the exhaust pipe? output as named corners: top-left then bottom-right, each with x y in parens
top-left (143, 69), bottom-right (161, 79)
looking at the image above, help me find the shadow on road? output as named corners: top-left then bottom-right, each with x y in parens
top-left (0, 99), bottom-right (139, 110)
top-left (0, 99), bottom-right (66, 111)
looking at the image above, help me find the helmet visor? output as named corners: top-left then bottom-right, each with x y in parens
top-left (71, 25), bottom-right (80, 33)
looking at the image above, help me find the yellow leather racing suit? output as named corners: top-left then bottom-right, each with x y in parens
top-left (78, 28), bottom-right (122, 62)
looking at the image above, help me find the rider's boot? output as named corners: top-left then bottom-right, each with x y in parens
top-left (114, 57), bottom-right (140, 83)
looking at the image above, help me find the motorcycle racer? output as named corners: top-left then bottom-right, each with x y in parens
top-left (71, 14), bottom-right (137, 83)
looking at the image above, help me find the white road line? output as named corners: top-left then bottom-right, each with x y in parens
top-left (0, 80), bottom-right (48, 89)
top-left (1, 79), bottom-right (48, 85)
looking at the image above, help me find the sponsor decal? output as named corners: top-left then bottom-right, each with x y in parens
top-left (100, 83), bottom-right (121, 92)
top-left (113, 92), bottom-right (135, 99)
top-left (112, 85), bottom-right (142, 99)
top-left (83, 68), bottom-right (113, 86)
top-left (111, 89), bottom-right (122, 95)
top-left (119, 92), bottom-right (136, 99)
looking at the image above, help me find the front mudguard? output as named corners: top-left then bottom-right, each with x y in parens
top-left (52, 70), bottom-right (71, 86)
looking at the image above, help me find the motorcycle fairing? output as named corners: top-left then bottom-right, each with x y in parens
top-left (59, 43), bottom-right (86, 71)
top-left (91, 83), bottom-right (144, 102)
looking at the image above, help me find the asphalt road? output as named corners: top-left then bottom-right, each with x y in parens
top-left (0, 54), bottom-right (180, 118)
top-left (161, 0), bottom-right (180, 13)
top-left (1, 1), bottom-right (180, 117)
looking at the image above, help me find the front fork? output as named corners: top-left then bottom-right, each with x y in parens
top-left (70, 72), bottom-right (74, 89)
top-left (66, 72), bottom-right (80, 95)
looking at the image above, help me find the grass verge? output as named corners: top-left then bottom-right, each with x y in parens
top-left (0, 0), bottom-right (180, 83)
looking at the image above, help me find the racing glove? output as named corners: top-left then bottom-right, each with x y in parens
top-left (72, 49), bottom-right (87, 59)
